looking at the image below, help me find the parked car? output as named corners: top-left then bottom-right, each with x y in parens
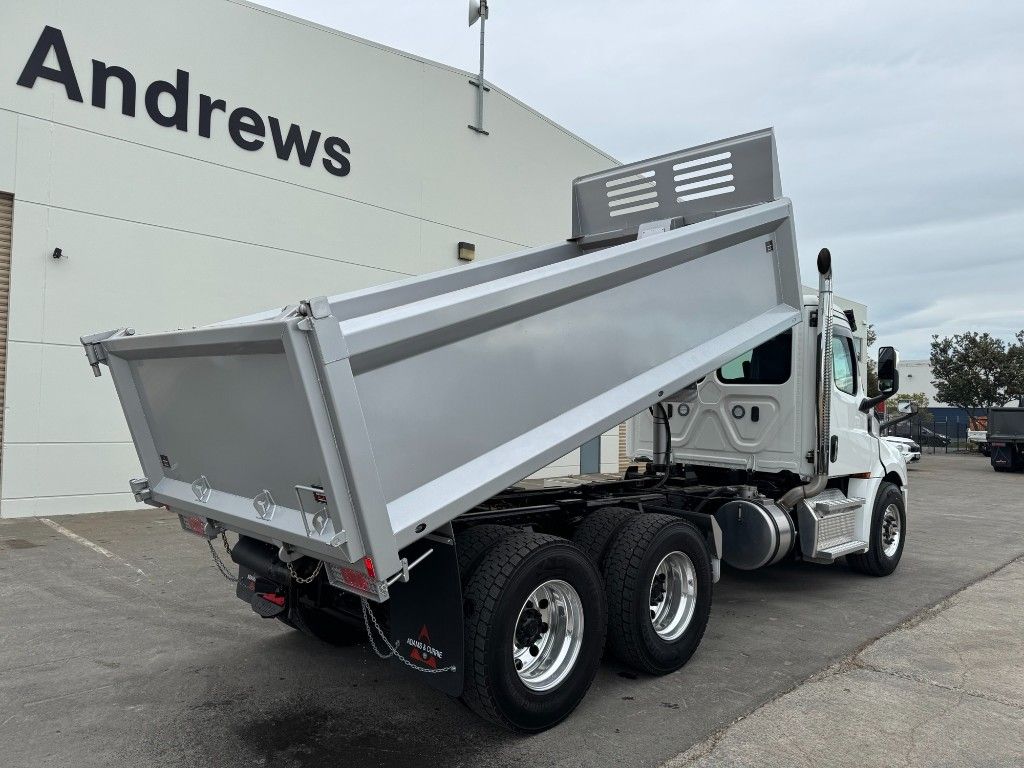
top-left (884, 436), bottom-right (921, 463)
top-left (887, 422), bottom-right (950, 447)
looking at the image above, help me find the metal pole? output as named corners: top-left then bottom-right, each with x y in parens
top-left (469, 0), bottom-right (488, 134)
top-left (477, 10), bottom-right (485, 130)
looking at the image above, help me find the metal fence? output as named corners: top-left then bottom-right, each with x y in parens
top-left (883, 413), bottom-right (976, 454)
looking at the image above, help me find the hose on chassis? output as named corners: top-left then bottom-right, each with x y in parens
top-left (647, 402), bottom-right (673, 490)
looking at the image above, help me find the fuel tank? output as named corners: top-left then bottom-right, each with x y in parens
top-left (714, 497), bottom-right (795, 570)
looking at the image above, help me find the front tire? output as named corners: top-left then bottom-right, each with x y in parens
top-left (847, 482), bottom-right (906, 576)
top-left (603, 514), bottom-right (713, 675)
top-left (461, 533), bottom-right (606, 732)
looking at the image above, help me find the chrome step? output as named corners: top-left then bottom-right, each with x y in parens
top-left (797, 489), bottom-right (867, 563)
top-left (817, 539), bottom-right (868, 560)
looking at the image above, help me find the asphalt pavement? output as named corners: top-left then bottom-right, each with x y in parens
top-left (1, 453), bottom-right (1021, 767)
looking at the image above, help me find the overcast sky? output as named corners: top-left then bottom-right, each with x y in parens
top-left (253, 0), bottom-right (1023, 359)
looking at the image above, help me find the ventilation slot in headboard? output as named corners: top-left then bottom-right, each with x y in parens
top-left (674, 152), bottom-right (735, 202)
top-left (605, 170), bottom-right (659, 217)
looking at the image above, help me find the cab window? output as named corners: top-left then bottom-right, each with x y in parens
top-left (833, 334), bottom-right (857, 395)
top-left (717, 330), bottom-right (792, 385)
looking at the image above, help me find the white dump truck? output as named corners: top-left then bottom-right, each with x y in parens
top-left (82, 129), bottom-right (908, 732)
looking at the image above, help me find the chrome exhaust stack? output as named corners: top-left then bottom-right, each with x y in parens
top-left (777, 248), bottom-right (868, 561)
top-left (778, 248), bottom-right (834, 510)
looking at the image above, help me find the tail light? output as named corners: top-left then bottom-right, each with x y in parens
top-left (177, 513), bottom-right (217, 539)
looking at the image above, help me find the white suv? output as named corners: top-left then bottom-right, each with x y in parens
top-left (884, 436), bottom-right (921, 463)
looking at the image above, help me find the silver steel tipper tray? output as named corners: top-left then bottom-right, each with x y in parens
top-left (82, 128), bottom-right (803, 597)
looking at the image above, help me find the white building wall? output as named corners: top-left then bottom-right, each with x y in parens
top-left (899, 360), bottom-right (942, 404)
top-left (0, 0), bottom-right (616, 517)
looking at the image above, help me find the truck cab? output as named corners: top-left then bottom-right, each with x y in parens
top-left (631, 300), bottom-right (905, 483)
top-left (629, 294), bottom-right (907, 568)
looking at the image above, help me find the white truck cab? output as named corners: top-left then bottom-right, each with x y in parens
top-left (631, 300), bottom-right (906, 481)
top-left (629, 274), bottom-right (907, 572)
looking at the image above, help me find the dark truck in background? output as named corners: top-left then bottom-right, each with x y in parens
top-left (988, 407), bottom-right (1024, 472)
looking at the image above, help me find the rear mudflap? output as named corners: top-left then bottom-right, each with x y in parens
top-left (386, 531), bottom-right (465, 697)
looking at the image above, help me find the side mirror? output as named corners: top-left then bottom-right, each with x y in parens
top-left (860, 346), bottom-right (901, 412)
top-left (877, 346), bottom-right (899, 395)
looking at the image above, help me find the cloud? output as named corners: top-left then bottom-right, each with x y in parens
top-left (254, 0), bottom-right (1024, 357)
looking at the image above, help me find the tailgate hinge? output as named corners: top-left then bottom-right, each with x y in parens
top-left (80, 328), bottom-right (135, 377)
top-left (297, 296), bottom-right (333, 320)
top-left (296, 296), bottom-right (350, 364)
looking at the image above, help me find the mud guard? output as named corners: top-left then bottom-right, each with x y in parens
top-left (387, 525), bottom-right (465, 697)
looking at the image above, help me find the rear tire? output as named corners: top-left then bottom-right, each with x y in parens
top-left (571, 506), bottom-right (639, 567)
top-left (603, 514), bottom-right (712, 675)
top-left (461, 532), bottom-right (606, 732)
top-left (456, 524), bottom-right (515, 580)
top-left (847, 482), bottom-right (906, 577)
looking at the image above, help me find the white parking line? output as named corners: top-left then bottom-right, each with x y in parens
top-left (38, 518), bottom-right (146, 576)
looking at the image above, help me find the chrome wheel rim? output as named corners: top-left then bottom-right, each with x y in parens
top-left (649, 551), bottom-right (697, 641)
top-left (512, 580), bottom-right (584, 692)
top-left (881, 503), bottom-right (902, 557)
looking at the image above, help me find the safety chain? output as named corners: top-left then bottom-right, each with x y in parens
top-left (207, 532), bottom-right (238, 583)
top-left (207, 537), bottom-right (451, 675)
top-left (287, 559), bottom-right (324, 584)
top-left (206, 532), bottom-right (324, 587)
top-left (360, 598), bottom-right (457, 674)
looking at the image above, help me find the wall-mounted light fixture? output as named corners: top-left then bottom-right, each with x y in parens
top-left (457, 241), bottom-right (476, 262)
top-left (52, 247), bottom-right (65, 260)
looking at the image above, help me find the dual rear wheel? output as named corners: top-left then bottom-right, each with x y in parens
top-left (459, 532), bottom-right (606, 731)
top-left (575, 509), bottom-right (713, 675)
top-left (457, 512), bottom-right (713, 731)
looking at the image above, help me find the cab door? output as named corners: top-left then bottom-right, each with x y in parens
top-left (828, 321), bottom-right (877, 477)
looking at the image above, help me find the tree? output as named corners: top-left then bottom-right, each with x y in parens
top-left (865, 324), bottom-right (879, 397)
top-left (866, 324), bottom-right (877, 347)
top-left (1000, 330), bottom-right (1024, 407)
top-left (885, 392), bottom-right (933, 423)
top-left (929, 332), bottom-right (1009, 420)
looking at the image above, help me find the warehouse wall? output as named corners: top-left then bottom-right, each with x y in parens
top-left (0, 0), bottom-right (616, 517)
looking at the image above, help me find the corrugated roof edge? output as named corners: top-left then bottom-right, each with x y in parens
top-left (226, 0), bottom-right (619, 165)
